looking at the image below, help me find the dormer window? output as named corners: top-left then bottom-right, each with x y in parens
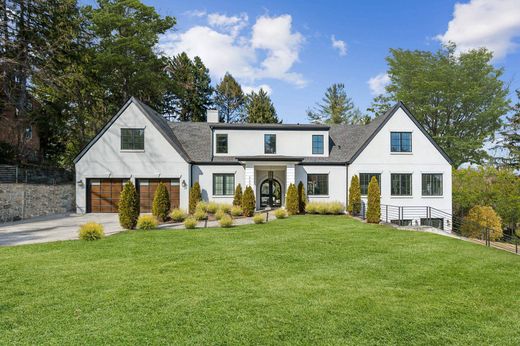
top-left (312, 135), bottom-right (324, 154)
top-left (121, 128), bottom-right (144, 150)
top-left (216, 134), bottom-right (228, 153)
top-left (264, 134), bottom-right (276, 154)
top-left (391, 132), bottom-right (412, 152)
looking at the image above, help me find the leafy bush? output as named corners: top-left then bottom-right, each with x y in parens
top-left (305, 202), bottom-right (317, 214)
top-left (195, 201), bottom-right (208, 213)
top-left (242, 186), bottom-right (256, 217)
top-left (253, 213), bottom-right (265, 224)
top-left (184, 217), bottom-right (197, 229)
top-left (215, 209), bottom-right (226, 220)
top-left (461, 205), bottom-right (503, 241)
top-left (348, 175), bottom-right (361, 216)
top-left (274, 208), bottom-right (287, 219)
top-left (297, 181), bottom-right (306, 214)
top-left (152, 182), bottom-right (170, 221)
top-left (366, 176), bottom-right (380, 223)
top-left (118, 181), bottom-right (139, 229)
top-left (233, 184), bottom-right (243, 206)
top-left (170, 208), bottom-right (187, 222)
top-left (79, 222), bottom-right (105, 241)
top-left (305, 202), bottom-right (345, 215)
top-left (219, 204), bottom-right (232, 213)
top-left (137, 215), bottom-right (158, 230)
top-left (230, 206), bottom-right (243, 216)
top-left (189, 182), bottom-right (201, 214)
top-left (206, 202), bottom-right (219, 214)
top-left (194, 209), bottom-right (208, 221)
top-left (285, 183), bottom-right (299, 215)
top-left (219, 214), bottom-right (233, 228)
top-left (328, 202), bottom-right (345, 214)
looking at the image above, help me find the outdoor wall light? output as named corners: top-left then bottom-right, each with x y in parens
top-left (182, 180), bottom-right (187, 188)
top-left (77, 179), bottom-right (84, 187)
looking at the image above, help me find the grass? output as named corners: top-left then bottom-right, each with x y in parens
top-left (1, 215), bottom-right (520, 345)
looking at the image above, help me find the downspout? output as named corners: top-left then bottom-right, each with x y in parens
top-left (345, 162), bottom-right (349, 208)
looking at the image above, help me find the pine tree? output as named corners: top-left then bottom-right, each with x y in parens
top-left (189, 181), bottom-right (201, 214)
top-left (233, 183), bottom-right (243, 206)
top-left (242, 186), bottom-right (256, 217)
top-left (498, 89), bottom-right (519, 169)
top-left (152, 182), bottom-right (170, 221)
top-left (297, 181), bottom-right (306, 214)
top-left (244, 89), bottom-right (279, 123)
top-left (214, 73), bottom-right (244, 123)
top-left (366, 176), bottom-right (381, 223)
top-left (307, 83), bottom-right (361, 124)
top-left (348, 175), bottom-right (361, 216)
top-left (285, 183), bottom-right (298, 215)
top-left (119, 181), bottom-right (139, 229)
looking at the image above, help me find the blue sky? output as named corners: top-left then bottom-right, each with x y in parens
top-left (90, 0), bottom-right (520, 123)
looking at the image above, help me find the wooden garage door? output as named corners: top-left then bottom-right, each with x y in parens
top-left (136, 178), bottom-right (180, 213)
top-left (88, 178), bottom-right (127, 213)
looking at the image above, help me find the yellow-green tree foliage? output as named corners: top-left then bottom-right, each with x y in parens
top-left (366, 176), bottom-right (380, 223)
top-left (242, 186), bottom-right (256, 217)
top-left (348, 175), bottom-right (361, 216)
top-left (189, 181), bottom-right (201, 214)
top-left (461, 205), bottom-right (503, 241)
top-left (297, 181), bottom-right (306, 214)
top-left (152, 182), bottom-right (170, 221)
top-left (233, 183), bottom-right (243, 206)
top-left (285, 183), bottom-right (299, 215)
top-left (119, 181), bottom-right (139, 229)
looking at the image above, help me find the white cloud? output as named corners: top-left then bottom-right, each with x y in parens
top-left (436, 0), bottom-right (520, 59)
top-left (183, 9), bottom-right (206, 17)
top-left (367, 73), bottom-right (390, 95)
top-left (159, 12), bottom-right (306, 88)
top-left (242, 84), bottom-right (272, 95)
top-left (331, 35), bottom-right (347, 56)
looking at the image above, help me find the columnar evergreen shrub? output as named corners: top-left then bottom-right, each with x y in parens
top-left (461, 205), bottom-right (503, 241)
top-left (79, 222), bottom-right (105, 240)
top-left (152, 182), bottom-right (170, 221)
top-left (285, 183), bottom-right (299, 215)
top-left (137, 215), bottom-right (158, 230)
top-left (189, 182), bottom-right (201, 214)
top-left (348, 175), bottom-right (361, 216)
top-left (242, 186), bottom-right (255, 217)
top-left (366, 176), bottom-right (381, 223)
top-left (119, 181), bottom-right (139, 229)
top-left (233, 184), bottom-right (243, 206)
top-left (297, 181), bottom-right (306, 214)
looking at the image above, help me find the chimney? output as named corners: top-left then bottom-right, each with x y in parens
top-left (207, 109), bottom-right (219, 123)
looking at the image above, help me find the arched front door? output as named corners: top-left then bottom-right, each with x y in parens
top-left (260, 179), bottom-right (282, 208)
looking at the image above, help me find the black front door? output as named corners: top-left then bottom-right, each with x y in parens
top-left (260, 179), bottom-right (282, 208)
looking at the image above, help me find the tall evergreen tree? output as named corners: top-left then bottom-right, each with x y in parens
top-left (244, 88), bottom-right (279, 123)
top-left (214, 73), bottom-right (244, 123)
top-left (307, 83), bottom-right (364, 124)
top-left (498, 89), bottom-right (520, 169)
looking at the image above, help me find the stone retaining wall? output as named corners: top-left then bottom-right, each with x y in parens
top-left (0, 183), bottom-right (75, 223)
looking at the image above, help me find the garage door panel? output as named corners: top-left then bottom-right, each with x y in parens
top-left (137, 178), bottom-right (180, 213)
top-left (87, 178), bottom-right (127, 213)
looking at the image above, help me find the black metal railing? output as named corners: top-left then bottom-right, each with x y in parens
top-left (0, 165), bottom-right (73, 184)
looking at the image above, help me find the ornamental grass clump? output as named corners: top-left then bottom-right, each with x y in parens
top-left (219, 204), bottom-right (232, 213)
top-left (118, 181), bottom-right (139, 229)
top-left (348, 175), bottom-right (361, 216)
top-left (219, 214), bottom-right (233, 228)
top-left (152, 182), bottom-right (170, 222)
top-left (193, 209), bottom-right (208, 221)
top-left (366, 176), bottom-right (381, 223)
top-left (305, 202), bottom-right (345, 215)
top-left (184, 217), bottom-right (197, 229)
top-left (136, 215), bottom-right (158, 230)
top-left (274, 208), bottom-right (288, 219)
top-left (461, 205), bottom-right (503, 241)
top-left (195, 201), bottom-right (208, 213)
top-left (170, 208), bottom-right (187, 222)
top-left (230, 206), bottom-right (243, 217)
top-left (215, 209), bottom-right (226, 221)
top-left (285, 183), bottom-right (299, 215)
top-left (253, 213), bottom-right (265, 224)
top-left (79, 222), bottom-right (105, 241)
top-left (206, 202), bottom-right (219, 214)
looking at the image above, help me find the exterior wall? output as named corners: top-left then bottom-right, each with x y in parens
top-left (0, 183), bottom-right (75, 223)
top-left (348, 107), bottom-right (452, 226)
top-left (75, 103), bottom-right (190, 213)
top-left (192, 164), bottom-right (245, 204)
top-left (213, 129), bottom-right (329, 157)
top-left (296, 165), bottom-right (347, 205)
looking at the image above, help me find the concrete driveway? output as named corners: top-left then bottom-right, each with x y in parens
top-left (0, 213), bottom-right (123, 246)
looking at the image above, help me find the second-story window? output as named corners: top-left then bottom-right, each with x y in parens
top-left (264, 134), bottom-right (276, 154)
top-left (391, 132), bottom-right (412, 152)
top-left (312, 135), bottom-right (324, 154)
top-left (216, 134), bottom-right (228, 153)
top-left (121, 128), bottom-right (144, 150)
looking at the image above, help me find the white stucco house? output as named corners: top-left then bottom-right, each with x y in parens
top-left (74, 97), bottom-right (453, 228)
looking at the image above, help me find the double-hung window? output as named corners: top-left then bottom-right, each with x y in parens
top-left (213, 174), bottom-right (235, 196)
top-left (359, 173), bottom-right (381, 195)
top-left (391, 173), bottom-right (412, 196)
top-left (390, 132), bottom-right (412, 152)
top-left (264, 134), bottom-right (276, 154)
top-left (121, 128), bottom-right (144, 150)
top-left (422, 173), bottom-right (443, 196)
top-left (312, 135), bottom-right (324, 154)
top-left (307, 174), bottom-right (328, 195)
top-left (216, 134), bottom-right (228, 154)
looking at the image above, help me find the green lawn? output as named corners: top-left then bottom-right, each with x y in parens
top-left (1, 216), bottom-right (520, 345)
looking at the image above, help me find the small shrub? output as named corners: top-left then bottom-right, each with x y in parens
top-left (219, 214), bottom-right (233, 228)
top-left (170, 208), bottom-right (187, 222)
top-left (305, 202), bottom-right (318, 214)
top-left (193, 209), bottom-right (208, 221)
top-left (195, 201), bottom-right (208, 213)
top-left (219, 204), bottom-right (232, 213)
top-left (184, 217), bottom-right (197, 229)
top-left (328, 202), bottom-right (345, 214)
top-left (206, 202), bottom-right (219, 214)
top-left (242, 186), bottom-right (256, 217)
top-left (119, 181), bottom-right (139, 229)
top-left (274, 208), bottom-right (287, 219)
top-left (348, 175), bottom-right (362, 216)
top-left (233, 184), bottom-right (243, 206)
top-left (137, 215), bottom-right (158, 230)
top-left (297, 181), bottom-right (306, 214)
top-left (152, 182), bottom-right (170, 222)
top-left (215, 209), bottom-right (226, 220)
top-left (461, 205), bottom-right (503, 241)
top-left (366, 176), bottom-right (381, 223)
top-left (189, 182), bottom-right (201, 214)
top-left (305, 202), bottom-right (345, 215)
top-left (253, 213), bottom-right (265, 224)
top-left (230, 206), bottom-right (243, 217)
top-left (79, 222), bottom-right (104, 241)
top-left (285, 183), bottom-right (299, 215)
top-left (316, 203), bottom-right (328, 215)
